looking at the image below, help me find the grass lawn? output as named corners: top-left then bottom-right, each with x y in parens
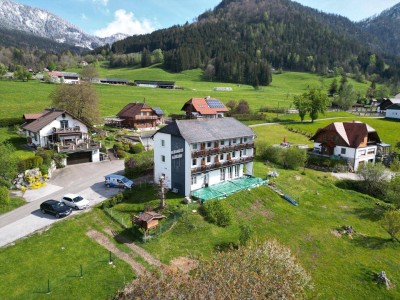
top-left (0, 127), bottom-right (35, 160)
top-left (0, 210), bottom-right (135, 299)
top-left (0, 69), bottom-right (374, 120)
top-left (0, 196), bottom-right (26, 215)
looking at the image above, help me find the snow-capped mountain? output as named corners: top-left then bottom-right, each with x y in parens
top-left (0, 0), bottom-right (128, 49)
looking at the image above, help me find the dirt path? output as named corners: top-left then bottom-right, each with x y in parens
top-left (105, 228), bottom-right (164, 268)
top-left (86, 230), bottom-right (148, 276)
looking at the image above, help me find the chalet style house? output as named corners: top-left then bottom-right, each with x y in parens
top-left (153, 118), bottom-right (256, 197)
top-left (117, 103), bottom-right (162, 130)
top-left (310, 121), bottom-right (382, 170)
top-left (377, 98), bottom-right (400, 113)
top-left (21, 109), bottom-right (101, 165)
top-left (181, 97), bottom-right (228, 119)
top-left (48, 71), bottom-right (80, 84)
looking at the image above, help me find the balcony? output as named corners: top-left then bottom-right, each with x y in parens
top-left (191, 156), bottom-right (254, 174)
top-left (54, 141), bottom-right (101, 153)
top-left (53, 126), bottom-right (83, 134)
top-left (192, 142), bottom-right (255, 158)
top-left (133, 115), bottom-right (158, 120)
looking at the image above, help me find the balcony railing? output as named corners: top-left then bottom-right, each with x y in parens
top-left (54, 141), bottom-right (101, 153)
top-left (53, 127), bottom-right (83, 134)
top-left (191, 156), bottom-right (254, 174)
top-left (192, 142), bottom-right (255, 158)
top-left (133, 115), bottom-right (158, 120)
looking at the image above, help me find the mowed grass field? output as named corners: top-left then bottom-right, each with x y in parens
top-left (0, 66), bottom-right (373, 119)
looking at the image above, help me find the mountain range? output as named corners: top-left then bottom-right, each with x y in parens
top-left (0, 0), bottom-right (128, 50)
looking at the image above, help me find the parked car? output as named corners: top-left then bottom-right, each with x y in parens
top-left (62, 194), bottom-right (89, 210)
top-left (104, 174), bottom-right (134, 189)
top-left (40, 200), bottom-right (72, 218)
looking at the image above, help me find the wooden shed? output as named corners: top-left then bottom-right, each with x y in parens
top-left (132, 211), bottom-right (166, 231)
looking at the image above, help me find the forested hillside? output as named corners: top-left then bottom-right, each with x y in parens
top-left (108, 0), bottom-right (395, 86)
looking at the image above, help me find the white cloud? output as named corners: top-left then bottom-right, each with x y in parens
top-left (94, 9), bottom-right (155, 37)
top-left (93, 0), bottom-right (108, 6)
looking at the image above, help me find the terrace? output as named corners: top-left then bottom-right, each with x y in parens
top-left (192, 142), bottom-right (255, 158)
top-left (191, 156), bottom-right (254, 174)
top-left (54, 141), bottom-right (101, 153)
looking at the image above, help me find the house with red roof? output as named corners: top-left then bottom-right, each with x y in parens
top-left (181, 97), bottom-right (228, 119)
top-left (48, 71), bottom-right (80, 84)
top-left (310, 121), bottom-right (383, 170)
top-left (117, 103), bottom-right (161, 130)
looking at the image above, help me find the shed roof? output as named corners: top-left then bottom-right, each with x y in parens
top-left (155, 117), bottom-right (255, 144)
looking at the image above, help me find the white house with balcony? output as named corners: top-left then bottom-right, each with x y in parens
top-left (21, 109), bottom-right (101, 165)
top-left (153, 118), bottom-right (256, 197)
top-left (310, 121), bottom-right (383, 171)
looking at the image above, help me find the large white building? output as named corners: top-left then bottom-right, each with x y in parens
top-left (385, 104), bottom-right (400, 119)
top-left (153, 118), bottom-right (256, 197)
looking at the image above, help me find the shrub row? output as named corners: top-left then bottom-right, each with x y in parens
top-left (18, 156), bottom-right (43, 172)
top-left (258, 143), bottom-right (307, 170)
top-left (102, 193), bottom-right (124, 209)
top-left (199, 199), bottom-right (233, 227)
top-left (0, 118), bottom-right (24, 127)
top-left (285, 126), bottom-right (313, 138)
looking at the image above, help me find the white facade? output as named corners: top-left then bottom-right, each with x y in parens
top-left (154, 132), bottom-right (255, 196)
top-left (386, 109), bottom-right (400, 119)
top-left (313, 142), bottom-right (377, 170)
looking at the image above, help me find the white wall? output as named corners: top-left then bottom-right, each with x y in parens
top-left (92, 149), bottom-right (100, 163)
top-left (386, 110), bottom-right (400, 119)
top-left (153, 133), bottom-right (172, 188)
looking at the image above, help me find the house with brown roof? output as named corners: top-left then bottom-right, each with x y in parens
top-left (310, 121), bottom-right (383, 170)
top-left (181, 97), bottom-right (228, 119)
top-left (21, 109), bottom-right (101, 165)
top-left (117, 103), bottom-right (161, 130)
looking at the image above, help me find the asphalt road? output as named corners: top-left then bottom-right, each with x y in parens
top-left (0, 159), bottom-right (126, 248)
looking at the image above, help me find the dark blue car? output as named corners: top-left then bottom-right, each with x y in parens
top-left (40, 200), bottom-right (72, 218)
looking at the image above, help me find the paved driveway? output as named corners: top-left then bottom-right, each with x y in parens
top-left (0, 160), bottom-right (126, 248)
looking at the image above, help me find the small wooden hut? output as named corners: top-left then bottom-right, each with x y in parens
top-left (132, 211), bottom-right (166, 231)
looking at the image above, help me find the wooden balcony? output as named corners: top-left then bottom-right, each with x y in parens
top-left (53, 126), bottom-right (83, 134)
top-left (192, 142), bottom-right (255, 158)
top-left (191, 156), bottom-right (254, 174)
top-left (133, 115), bottom-right (158, 120)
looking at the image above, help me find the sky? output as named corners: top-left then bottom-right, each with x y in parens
top-left (16, 0), bottom-right (400, 38)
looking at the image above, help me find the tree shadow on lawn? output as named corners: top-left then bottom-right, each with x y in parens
top-left (351, 235), bottom-right (392, 250)
top-left (351, 206), bottom-right (385, 222)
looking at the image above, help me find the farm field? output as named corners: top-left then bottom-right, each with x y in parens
top-left (0, 67), bottom-right (373, 120)
top-left (0, 125), bottom-right (399, 299)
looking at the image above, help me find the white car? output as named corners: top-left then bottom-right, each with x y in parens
top-left (62, 194), bottom-right (89, 210)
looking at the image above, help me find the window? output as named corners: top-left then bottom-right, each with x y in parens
top-left (232, 139), bottom-right (237, 144)
top-left (161, 155), bottom-right (165, 162)
top-left (242, 149), bottom-right (247, 156)
top-left (234, 165), bottom-right (240, 177)
top-left (220, 168), bottom-right (226, 181)
top-left (341, 148), bottom-right (346, 155)
top-left (60, 120), bottom-right (68, 129)
top-left (207, 142), bottom-right (212, 148)
top-left (220, 154), bottom-right (224, 160)
top-left (207, 156), bottom-right (211, 163)
top-left (220, 140), bottom-right (225, 146)
top-left (192, 159), bottom-right (197, 166)
top-left (192, 143), bottom-right (198, 150)
top-left (161, 139), bottom-right (165, 147)
top-left (243, 137), bottom-right (248, 143)
top-left (232, 151), bottom-right (236, 158)
top-left (191, 176), bottom-right (197, 185)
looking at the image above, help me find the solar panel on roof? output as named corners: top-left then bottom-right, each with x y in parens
top-left (206, 99), bottom-right (225, 108)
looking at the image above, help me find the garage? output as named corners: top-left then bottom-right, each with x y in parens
top-left (66, 151), bottom-right (92, 165)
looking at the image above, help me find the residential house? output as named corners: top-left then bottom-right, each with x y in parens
top-left (21, 109), bottom-right (101, 165)
top-left (117, 103), bottom-right (160, 130)
top-left (48, 71), bottom-right (80, 84)
top-left (153, 118), bottom-right (256, 196)
top-left (377, 98), bottom-right (400, 113)
top-left (152, 107), bottom-right (165, 125)
top-left (385, 104), bottom-right (400, 119)
top-left (181, 97), bottom-right (228, 119)
top-left (310, 121), bottom-right (383, 170)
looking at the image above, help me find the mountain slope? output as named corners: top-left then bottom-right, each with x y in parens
top-left (0, 0), bottom-right (127, 50)
top-left (111, 0), bottom-right (389, 85)
top-left (360, 3), bottom-right (400, 56)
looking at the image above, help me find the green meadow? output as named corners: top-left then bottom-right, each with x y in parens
top-left (0, 67), bottom-right (373, 119)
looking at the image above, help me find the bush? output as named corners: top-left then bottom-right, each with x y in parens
top-left (125, 151), bottom-right (154, 177)
top-left (281, 147), bottom-right (307, 170)
top-left (258, 143), bottom-right (281, 164)
top-left (0, 178), bottom-right (12, 189)
top-left (0, 186), bottom-right (10, 205)
top-left (116, 149), bottom-right (127, 158)
top-left (0, 118), bottom-right (24, 127)
top-left (130, 143), bottom-right (145, 154)
top-left (199, 199), bottom-right (233, 227)
top-left (239, 223), bottom-right (254, 245)
top-left (35, 149), bottom-right (53, 166)
top-left (18, 156), bottom-right (43, 172)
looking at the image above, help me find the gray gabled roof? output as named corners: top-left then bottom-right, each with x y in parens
top-left (156, 117), bottom-right (255, 143)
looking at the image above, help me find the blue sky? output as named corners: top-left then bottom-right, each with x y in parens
top-left (16, 0), bottom-right (400, 37)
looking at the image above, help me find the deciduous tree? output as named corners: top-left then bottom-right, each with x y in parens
top-left (381, 210), bottom-right (400, 242)
top-left (50, 83), bottom-right (100, 125)
top-left (334, 83), bottom-right (358, 110)
top-left (80, 65), bottom-right (99, 83)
